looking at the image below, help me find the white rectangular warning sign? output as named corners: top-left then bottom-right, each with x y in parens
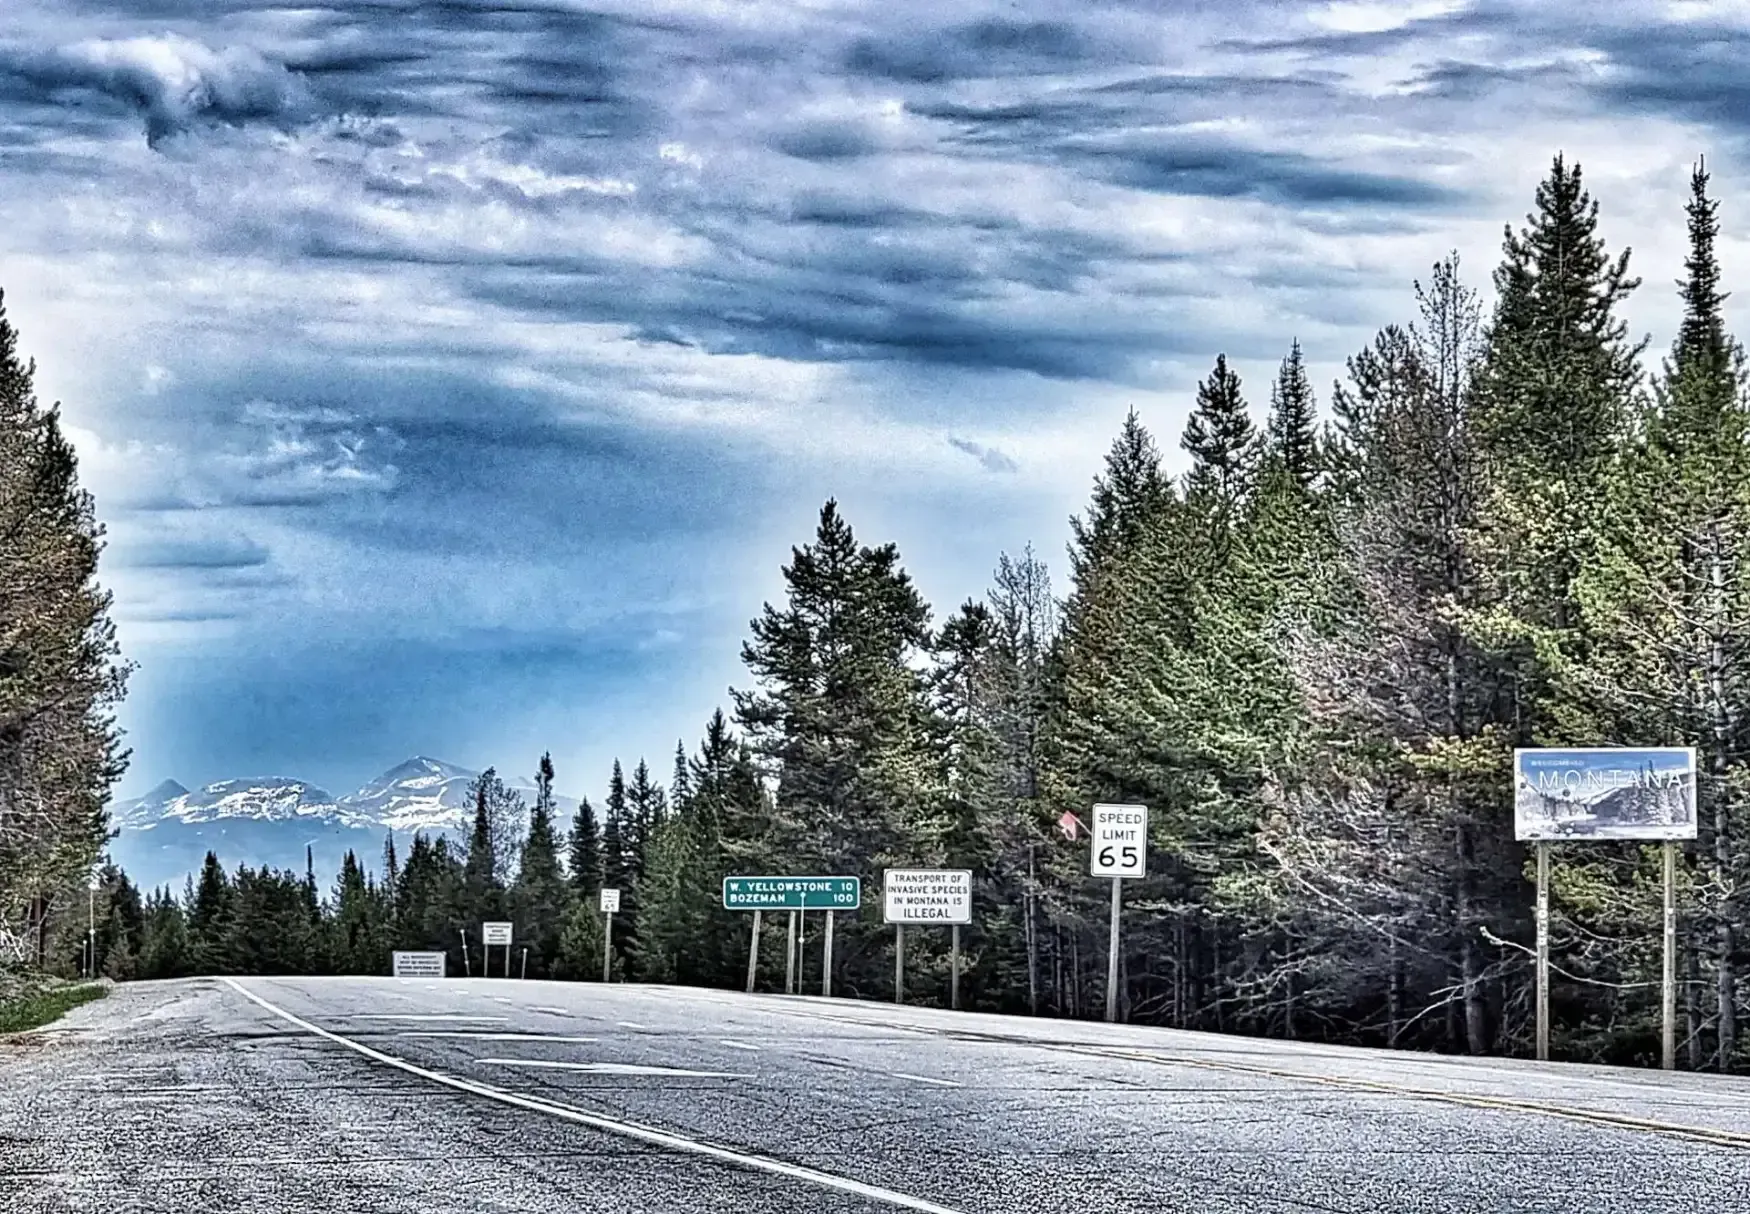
top-left (882, 869), bottom-right (972, 924)
top-left (391, 951), bottom-right (446, 978)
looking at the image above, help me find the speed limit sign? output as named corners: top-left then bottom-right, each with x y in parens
top-left (1090, 804), bottom-right (1147, 878)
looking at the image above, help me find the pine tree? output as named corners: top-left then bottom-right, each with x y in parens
top-left (566, 796), bottom-right (602, 900)
top-left (602, 761), bottom-right (628, 893)
top-left (0, 290), bottom-right (132, 968)
top-left (187, 851), bottom-right (232, 973)
top-left (672, 741), bottom-right (692, 811)
top-left (1065, 408), bottom-right (1172, 605)
top-left (137, 888), bottom-right (189, 980)
top-left (462, 768), bottom-right (507, 927)
top-left (1182, 353), bottom-right (1260, 535)
top-left (732, 499), bottom-right (944, 997)
top-left (512, 753), bottom-right (568, 977)
top-left (1267, 339), bottom-right (1319, 489)
top-left (601, 760), bottom-right (632, 972)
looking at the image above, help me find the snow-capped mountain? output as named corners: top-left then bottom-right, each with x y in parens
top-left (118, 776), bottom-right (378, 832)
top-left (109, 757), bottom-right (581, 893)
top-left (338, 756), bottom-right (487, 834)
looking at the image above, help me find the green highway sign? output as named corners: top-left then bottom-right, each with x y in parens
top-left (722, 875), bottom-right (861, 911)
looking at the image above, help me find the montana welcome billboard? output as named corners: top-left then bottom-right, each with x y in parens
top-left (1513, 747), bottom-right (1698, 842)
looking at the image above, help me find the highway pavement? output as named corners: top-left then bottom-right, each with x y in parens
top-left (5, 975), bottom-right (1750, 1212)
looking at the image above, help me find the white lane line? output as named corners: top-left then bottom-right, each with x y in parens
top-left (893, 1073), bottom-right (961, 1088)
top-left (532, 1006), bottom-right (570, 1016)
top-left (218, 978), bottom-right (965, 1214)
top-left (355, 1014), bottom-right (510, 1022)
top-left (480, 1059), bottom-right (750, 1079)
top-left (491, 997), bottom-right (515, 1005)
top-left (617, 1021), bottom-right (646, 1030)
top-left (720, 1040), bottom-right (760, 1052)
top-left (396, 1032), bottom-right (601, 1043)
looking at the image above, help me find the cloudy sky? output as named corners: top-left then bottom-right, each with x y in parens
top-left (2, 0), bottom-right (1746, 805)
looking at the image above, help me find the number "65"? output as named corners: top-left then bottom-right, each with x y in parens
top-left (1098, 846), bottom-right (1139, 869)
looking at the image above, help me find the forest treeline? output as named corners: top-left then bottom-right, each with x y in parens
top-left (11, 154), bottom-right (1750, 1072)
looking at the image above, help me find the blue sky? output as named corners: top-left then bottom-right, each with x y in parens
top-left (3, 0), bottom-right (1748, 806)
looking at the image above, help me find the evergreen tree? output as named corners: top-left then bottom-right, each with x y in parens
top-left (1181, 353), bottom-right (1260, 539)
top-left (601, 760), bottom-right (632, 972)
top-left (462, 768), bottom-right (513, 927)
top-left (732, 499), bottom-right (944, 998)
top-left (1267, 338), bottom-right (1319, 489)
top-left (512, 753), bottom-right (568, 977)
top-left (330, 851), bottom-right (384, 974)
top-left (187, 851), bottom-right (233, 973)
top-left (0, 290), bottom-right (132, 968)
top-left (136, 888), bottom-right (189, 980)
top-left (566, 796), bottom-right (602, 900)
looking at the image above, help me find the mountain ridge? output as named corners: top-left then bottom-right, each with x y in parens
top-left (110, 756), bottom-right (585, 893)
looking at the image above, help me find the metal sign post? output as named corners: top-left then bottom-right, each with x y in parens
top-left (1090, 804), bottom-right (1148, 1024)
top-left (1513, 747), bottom-right (1698, 1066)
top-left (600, 889), bottom-right (620, 983)
top-left (882, 869), bottom-right (974, 1011)
top-left (895, 923), bottom-right (905, 1004)
top-left (746, 909), bottom-right (762, 993)
top-left (951, 924), bottom-right (961, 1010)
top-left (785, 911), bottom-right (798, 995)
top-left (822, 911), bottom-right (835, 998)
top-left (1106, 877), bottom-right (1122, 1023)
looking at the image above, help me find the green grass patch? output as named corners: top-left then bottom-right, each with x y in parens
top-left (0, 981), bottom-right (107, 1035)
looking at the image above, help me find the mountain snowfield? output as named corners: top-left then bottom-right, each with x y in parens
top-left (110, 757), bottom-right (582, 893)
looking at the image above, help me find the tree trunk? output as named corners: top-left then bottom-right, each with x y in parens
top-left (1025, 845), bottom-right (1039, 1016)
top-left (1686, 920), bottom-right (1703, 1071)
top-left (1388, 935), bottom-right (1404, 1047)
top-left (1708, 532), bottom-right (1737, 1071)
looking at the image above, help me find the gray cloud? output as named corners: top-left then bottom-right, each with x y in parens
top-left (948, 436), bottom-right (1019, 474)
top-left (0, 33), bottom-right (319, 144)
top-left (115, 533), bottom-right (271, 570)
top-left (844, 18), bottom-right (1104, 83)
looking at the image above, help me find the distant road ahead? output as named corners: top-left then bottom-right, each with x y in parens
top-left (6, 976), bottom-right (1750, 1212)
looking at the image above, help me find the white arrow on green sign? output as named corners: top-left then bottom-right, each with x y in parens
top-left (721, 876), bottom-right (861, 911)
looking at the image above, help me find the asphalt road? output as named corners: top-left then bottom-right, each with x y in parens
top-left (6, 976), bottom-right (1750, 1213)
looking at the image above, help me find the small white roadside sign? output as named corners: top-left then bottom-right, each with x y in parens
top-left (882, 869), bottom-right (972, 924)
top-left (1089, 803), bottom-right (1147, 878)
top-left (600, 888), bottom-right (621, 914)
top-left (482, 921), bottom-right (513, 946)
top-left (392, 951), bottom-right (446, 978)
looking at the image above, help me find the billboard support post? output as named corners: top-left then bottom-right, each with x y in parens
top-left (1535, 842), bottom-right (1550, 1062)
top-left (1663, 840), bottom-right (1677, 1071)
